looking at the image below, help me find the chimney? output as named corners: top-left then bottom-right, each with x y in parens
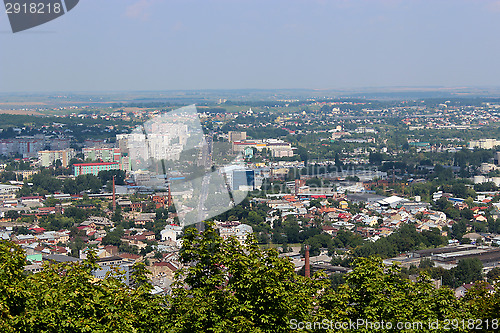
top-left (167, 182), bottom-right (173, 207)
top-left (305, 245), bottom-right (310, 278)
top-left (112, 175), bottom-right (116, 211)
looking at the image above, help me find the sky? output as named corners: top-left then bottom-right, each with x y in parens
top-left (1, 0), bottom-right (500, 93)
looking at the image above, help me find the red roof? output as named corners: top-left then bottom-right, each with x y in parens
top-left (319, 207), bottom-right (336, 214)
top-left (153, 262), bottom-right (178, 271)
top-left (38, 207), bottom-right (55, 211)
top-left (29, 227), bottom-right (46, 233)
top-left (73, 162), bottom-right (119, 166)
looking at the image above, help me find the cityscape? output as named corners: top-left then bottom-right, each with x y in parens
top-left (3, 0), bottom-right (500, 332)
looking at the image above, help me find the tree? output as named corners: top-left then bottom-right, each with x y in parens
top-left (419, 258), bottom-right (435, 269)
top-left (0, 241), bottom-right (26, 332)
top-left (486, 267), bottom-right (500, 283)
top-left (369, 152), bottom-right (384, 165)
top-left (0, 232), bottom-right (495, 332)
top-left (62, 178), bottom-right (78, 194)
top-left (74, 174), bottom-right (102, 193)
top-left (11, 249), bottom-right (166, 332)
top-left (101, 226), bottom-right (124, 246)
top-left (169, 223), bottom-right (325, 332)
top-left (29, 170), bottom-right (62, 194)
top-left (98, 169), bottom-right (126, 185)
top-left (111, 207), bottom-right (123, 223)
top-left (316, 257), bottom-right (467, 330)
top-left (5, 210), bottom-right (20, 220)
top-left (452, 258), bottom-right (483, 288)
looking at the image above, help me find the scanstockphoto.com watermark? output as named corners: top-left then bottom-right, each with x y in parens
top-left (289, 318), bottom-right (500, 331)
top-left (3, 0), bottom-right (80, 33)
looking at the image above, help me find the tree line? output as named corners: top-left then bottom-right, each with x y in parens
top-left (2, 224), bottom-right (500, 332)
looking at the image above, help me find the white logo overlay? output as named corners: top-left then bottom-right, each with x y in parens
top-left (122, 105), bottom-right (249, 227)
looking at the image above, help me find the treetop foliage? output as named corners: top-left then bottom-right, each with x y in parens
top-left (1, 225), bottom-right (500, 332)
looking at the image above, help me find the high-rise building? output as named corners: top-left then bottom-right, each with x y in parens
top-left (49, 137), bottom-right (71, 150)
top-left (228, 131), bottom-right (247, 143)
top-left (38, 149), bottom-right (76, 167)
top-left (83, 147), bottom-right (121, 162)
top-left (16, 137), bottom-right (45, 158)
top-left (469, 139), bottom-right (500, 149)
top-left (232, 170), bottom-right (255, 191)
top-left (0, 136), bottom-right (47, 158)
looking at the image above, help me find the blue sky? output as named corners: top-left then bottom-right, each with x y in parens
top-left (1, 0), bottom-right (500, 92)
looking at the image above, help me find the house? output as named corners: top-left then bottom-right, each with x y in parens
top-left (322, 225), bottom-right (337, 236)
top-left (339, 201), bottom-right (349, 209)
top-left (454, 202), bottom-right (468, 210)
top-left (93, 256), bottom-right (133, 286)
top-left (218, 223), bottom-right (253, 243)
top-left (160, 224), bottom-right (183, 242)
top-left (119, 253), bottom-right (143, 263)
top-left (131, 202), bottom-right (145, 212)
top-left (134, 213), bottom-right (155, 226)
top-left (121, 231), bottom-right (156, 249)
top-left (81, 216), bottom-right (113, 229)
top-left (473, 214), bottom-right (487, 223)
top-left (462, 233), bottom-right (484, 243)
top-left (331, 221), bottom-right (355, 230)
top-left (148, 261), bottom-right (178, 280)
top-left (103, 245), bottom-right (119, 256)
top-left (455, 282), bottom-right (494, 298)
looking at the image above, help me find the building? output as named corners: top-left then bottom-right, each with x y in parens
top-left (228, 131), bottom-right (247, 143)
top-left (0, 184), bottom-right (20, 201)
top-left (49, 137), bottom-right (71, 150)
top-left (161, 224), bottom-right (183, 242)
top-left (469, 139), bottom-right (500, 149)
top-left (83, 147), bottom-right (121, 163)
top-left (232, 139), bottom-right (293, 157)
top-left (38, 149), bottom-right (76, 167)
top-left (232, 170), bottom-right (255, 191)
top-left (0, 136), bottom-right (46, 158)
top-left (73, 162), bottom-right (120, 176)
top-left (14, 169), bottom-right (39, 180)
top-left (16, 137), bottom-right (46, 158)
top-left (218, 223), bottom-right (253, 243)
top-left (0, 139), bottom-right (15, 156)
top-left (92, 256), bottom-right (133, 286)
top-left (80, 216), bottom-right (114, 229)
top-left (84, 139), bottom-right (111, 148)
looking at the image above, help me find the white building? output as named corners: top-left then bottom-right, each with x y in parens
top-left (161, 224), bottom-right (183, 242)
top-left (469, 139), bottom-right (500, 149)
top-left (218, 223), bottom-right (253, 243)
top-left (38, 149), bottom-right (76, 167)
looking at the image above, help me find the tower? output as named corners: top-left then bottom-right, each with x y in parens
top-left (167, 182), bottom-right (173, 208)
